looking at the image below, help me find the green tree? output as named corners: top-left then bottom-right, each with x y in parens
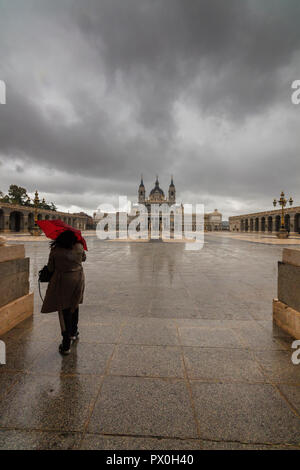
top-left (7, 185), bottom-right (29, 205)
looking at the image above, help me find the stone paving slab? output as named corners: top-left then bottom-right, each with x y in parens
top-left (119, 323), bottom-right (180, 346)
top-left (191, 382), bottom-right (300, 444)
top-left (254, 350), bottom-right (300, 385)
top-left (0, 429), bottom-right (78, 450)
top-left (29, 342), bottom-right (115, 376)
top-left (178, 327), bottom-right (244, 348)
top-left (278, 385), bottom-right (300, 414)
top-left (183, 347), bottom-right (265, 383)
top-left (200, 440), bottom-right (300, 450)
top-left (0, 373), bottom-right (102, 432)
top-left (79, 434), bottom-right (202, 450)
top-left (109, 344), bottom-right (184, 378)
top-left (88, 376), bottom-right (198, 438)
top-left (73, 323), bottom-right (122, 344)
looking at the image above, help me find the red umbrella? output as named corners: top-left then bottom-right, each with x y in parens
top-left (36, 219), bottom-right (88, 251)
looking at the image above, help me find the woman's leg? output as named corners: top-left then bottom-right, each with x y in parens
top-left (59, 308), bottom-right (73, 352)
top-left (70, 307), bottom-right (79, 337)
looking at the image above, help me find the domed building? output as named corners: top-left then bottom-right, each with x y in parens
top-left (135, 176), bottom-right (222, 234)
top-left (136, 175), bottom-right (177, 235)
top-left (138, 175), bottom-right (176, 206)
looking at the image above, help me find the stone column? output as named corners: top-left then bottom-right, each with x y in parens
top-left (23, 213), bottom-right (28, 233)
top-left (3, 213), bottom-right (10, 232)
top-left (289, 213), bottom-right (295, 234)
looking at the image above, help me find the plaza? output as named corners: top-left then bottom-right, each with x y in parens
top-left (0, 233), bottom-right (299, 450)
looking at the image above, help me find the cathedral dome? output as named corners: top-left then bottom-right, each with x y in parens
top-left (150, 177), bottom-right (165, 198)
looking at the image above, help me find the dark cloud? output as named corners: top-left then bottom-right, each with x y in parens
top-left (0, 0), bottom-right (299, 218)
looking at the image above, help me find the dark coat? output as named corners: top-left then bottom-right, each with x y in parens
top-left (41, 242), bottom-right (86, 313)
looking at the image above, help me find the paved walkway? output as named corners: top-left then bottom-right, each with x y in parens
top-left (0, 234), bottom-right (299, 449)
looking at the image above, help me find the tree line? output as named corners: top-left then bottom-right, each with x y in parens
top-left (0, 185), bottom-right (57, 211)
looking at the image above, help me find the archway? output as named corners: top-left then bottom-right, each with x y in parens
top-left (261, 217), bottom-right (265, 232)
top-left (37, 214), bottom-right (43, 221)
top-left (45, 214), bottom-right (50, 220)
top-left (245, 219), bottom-right (249, 232)
top-left (241, 219), bottom-right (244, 232)
top-left (294, 213), bottom-right (300, 233)
top-left (250, 219), bottom-right (254, 232)
top-left (9, 211), bottom-right (24, 232)
top-left (285, 214), bottom-right (290, 232)
top-left (255, 218), bottom-right (259, 232)
top-left (267, 216), bottom-right (272, 232)
top-left (275, 215), bottom-right (281, 232)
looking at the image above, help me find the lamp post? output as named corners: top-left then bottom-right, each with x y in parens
top-left (31, 190), bottom-right (41, 236)
top-left (273, 191), bottom-right (293, 238)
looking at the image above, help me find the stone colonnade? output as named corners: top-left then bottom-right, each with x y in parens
top-left (0, 203), bottom-right (87, 233)
top-left (229, 207), bottom-right (300, 234)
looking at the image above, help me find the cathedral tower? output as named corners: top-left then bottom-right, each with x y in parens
top-left (168, 176), bottom-right (176, 203)
top-left (138, 175), bottom-right (145, 203)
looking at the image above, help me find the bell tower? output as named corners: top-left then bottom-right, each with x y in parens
top-left (138, 175), bottom-right (145, 203)
top-left (168, 175), bottom-right (176, 204)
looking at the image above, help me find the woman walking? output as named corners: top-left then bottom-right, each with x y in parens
top-left (41, 230), bottom-right (86, 355)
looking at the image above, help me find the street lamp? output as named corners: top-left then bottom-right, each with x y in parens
top-left (31, 190), bottom-right (41, 236)
top-left (273, 191), bottom-right (293, 238)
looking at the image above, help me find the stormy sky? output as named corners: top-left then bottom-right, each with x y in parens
top-left (0, 0), bottom-right (299, 219)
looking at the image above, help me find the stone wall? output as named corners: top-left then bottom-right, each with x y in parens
top-left (0, 239), bottom-right (33, 335)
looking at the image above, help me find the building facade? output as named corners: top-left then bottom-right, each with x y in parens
top-left (93, 176), bottom-right (223, 235)
top-left (0, 202), bottom-right (92, 233)
top-left (229, 206), bottom-right (300, 234)
top-left (137, 176), bottom-right (222, 232)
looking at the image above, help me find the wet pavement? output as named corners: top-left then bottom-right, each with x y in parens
top-left (0, 233), bottom-right (299, 450)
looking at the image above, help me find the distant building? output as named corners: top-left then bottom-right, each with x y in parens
top-left (138, 175), bottom-right (175, 206)
top-left (93, 177), bottom-right (223, 235)
top-left (73, 212), bottom-right (95, 230)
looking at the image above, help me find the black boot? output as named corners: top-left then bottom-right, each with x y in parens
top-left (59, 332), bottom-right (71, 355)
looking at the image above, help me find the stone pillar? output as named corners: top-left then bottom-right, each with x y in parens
top-left (273, 248), bottom-right (300, 339)
top-left (0, 238), bottom-right (33, 335)
top-left (23, 213), bottom-right (28, 233)
top-left (289, 213), bottom-right (295, 234)
top-left (3, 213), bottom-right (10, 232)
